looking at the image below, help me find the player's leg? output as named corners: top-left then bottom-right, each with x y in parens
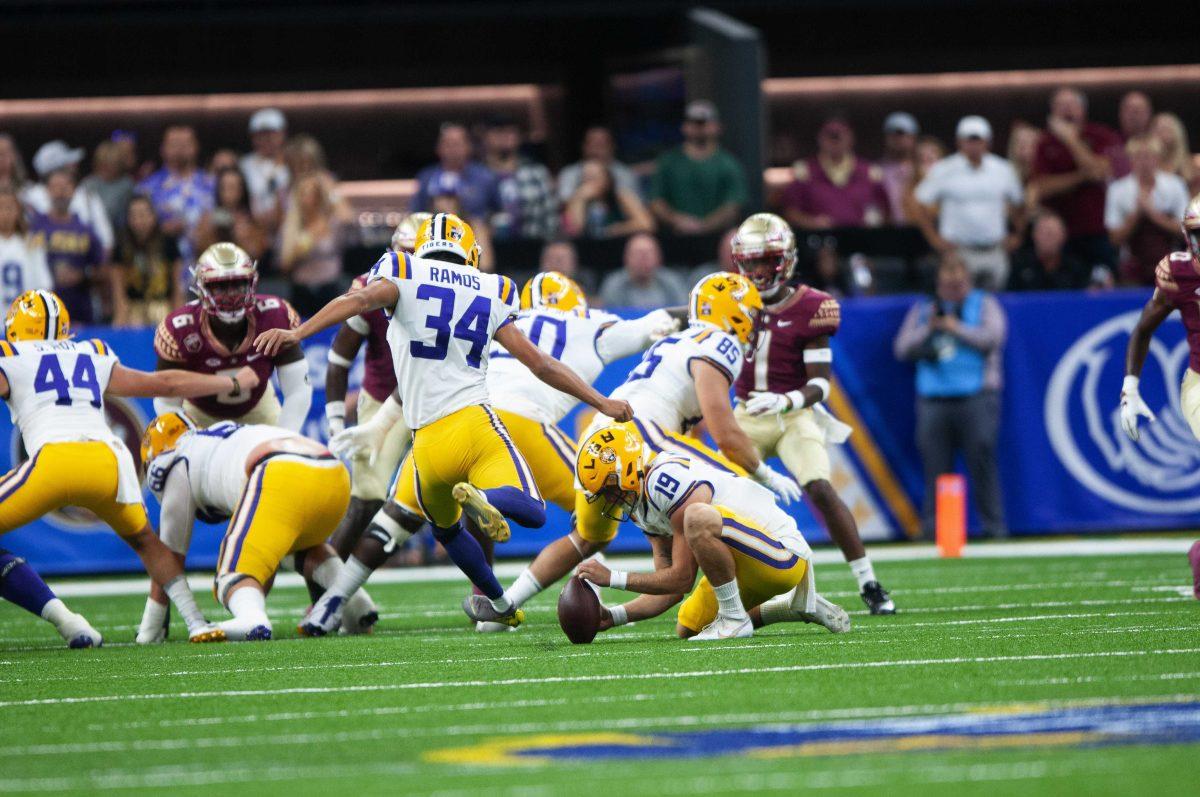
top-left (680, 503), bottom-right (752, 639)
top-left (458, 407), bottom-right (546, 539)
top-left (1182, 369), bottom-right (1200, 442)
top-left (778, 411), bottom-right (895, 614)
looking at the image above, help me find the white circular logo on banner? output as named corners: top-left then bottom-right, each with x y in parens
top-left (1044, 309), bottom-right (1200, 513)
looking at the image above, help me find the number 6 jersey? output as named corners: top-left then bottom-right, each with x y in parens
top-left (369, 251), bottom-right (519, 429)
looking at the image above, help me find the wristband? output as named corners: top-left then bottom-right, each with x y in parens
top-left (806, 377), bottom-right (830, 402)
top-left (325, 400), bottom-right (346, 421)
top-left (608, 570), bottom-right (629, 590)
top-left (784, 389), bottom-right (805, 411)
top-left (608, 604), bottom-right (629, 627)
top-left (328, 350), bottom-right (353, 368)
top-left (229, 375), bottom-right (242, 398)
top-left (1122, 375), bottom-right (1139, 395)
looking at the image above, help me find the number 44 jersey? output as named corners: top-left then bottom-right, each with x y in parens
top-left (369, 251), bottom-right (519, 430)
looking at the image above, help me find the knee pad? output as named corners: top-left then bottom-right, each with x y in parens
top-left (215, 572), bottom-right (251, 607)
top-left (364, 525), bottom-right (399, 555)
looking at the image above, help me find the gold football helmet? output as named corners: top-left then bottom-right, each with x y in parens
top-left (576, 423), bottom-right (646, 521)
top-left (414, 212), bottom-right (478, 267)
top-left (520, 271), bottom-right (588, 314)
top-left (140, 411), bottom-right (196, 468)
top-left (6, 290), bottom-right (70, 342)
top-left (689, 272), bottom-right (763, 347)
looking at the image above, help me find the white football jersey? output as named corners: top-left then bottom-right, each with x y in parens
top-left (0, 235), bottom-right (52, 310)
top-left (154, 422), bottom-right (292, 516)
top-left (611, 323), bottom-right (745, 433)
top-left (369, 251), bottom-right (519, 429)
top-left (486, 308), bottom-right (624, 424)
top-left (631, 453), bottom-right (810, 559)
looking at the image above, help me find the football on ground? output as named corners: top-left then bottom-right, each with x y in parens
top-left (1, 544), bottom-right (1197, 796)
top-left (557, 575), bottom-right (601, 644)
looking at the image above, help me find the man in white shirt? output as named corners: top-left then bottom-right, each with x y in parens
top-left (22, 141), bottom-right (114, 254)
top-left (914, 116), bottom-right (1025, 290)
top-left (1105, 134), bottom-right (1189, 284)
top-left (239, 108), bottom-right (290, 235)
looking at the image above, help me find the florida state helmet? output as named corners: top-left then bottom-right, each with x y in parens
top-left (731, 213), bottom-right (797, 295)
top-left (192, 243), bottom-right (257, 323)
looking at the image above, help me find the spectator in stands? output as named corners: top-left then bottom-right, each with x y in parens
top-left (649, 101), bottom-right (747, 236)
top-left (879, 112), bottom-right (919, 223)
top-left (111, 130), bottom-right (151, 182)
top-left (278, 173), bottom-right (346, 315)
top-left (193, 167), bottom-right (269, 261)
top-left (894, 253), bottom-right (1007, 539)
top-left (111, 195), bottom-right (183, 326)
top-left (1119, 92), bottom-right (1154, 141)
top-left (1008, 211), bottom-right (1089, 291)
top-left (0, 188), bottom-right (51, 309)
top-left (482, 115), bottom-right (557, 241)
top-left (901, 136), bottom-right (947, 226)
top-left (240, 108), bottom-right (289, 234)
top-left (913, 116), bottom-right (1024, 290)
top-left (558, 126), bottom-right (641, 202)
top-left (539, 239), bottom-right (596, 294)
top-left (598, 233), bottom-right (688, 308)
top-left (1105, 135), bottom-right (1189, 285)
top-left (28, 170), bottom-right (109, 325)
top-left (283, 134), bottom-right (350, 221)
top-left (1151, 112), bottom-right (1196, 193)
top-left (781, 116), bottom-right (889, 230)
top-left (1029, 88), bottom-right (1121, 269)
top-left (1006, 121), bottom-right (1042, 204)
top-left (25, 141), bottom-right (114, 254)
top-left (562, 160), bottom-right (654, 239)
top-left (138, 125), bottom-right (215, 266)
top-left (411, 122), bottom-right (497, 221)
top-left (0, 135), bottom-right (30, 195)
top-left (80, 141), bottom-right (134, 234)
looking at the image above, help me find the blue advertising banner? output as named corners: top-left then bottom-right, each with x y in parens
top-left (3, 288), bottom-right (1190, 575)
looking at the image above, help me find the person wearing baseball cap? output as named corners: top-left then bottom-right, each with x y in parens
top-left (649, 100), bottom-right (747, 236)
top-left (240, 108), bottom-right (290, 232)
top-left (22, 140), bottom-right (114, 253)
top-left (913, 115), bottom-right (1025, 290)
top-left (881, 112), bottom-right (920, 222)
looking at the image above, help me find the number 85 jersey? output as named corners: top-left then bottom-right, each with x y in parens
top-left (369, 251), bottom-right (519, 430)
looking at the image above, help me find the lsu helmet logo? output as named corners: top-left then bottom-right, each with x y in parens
top-left (1045, 309), bottom-right (1200, 513)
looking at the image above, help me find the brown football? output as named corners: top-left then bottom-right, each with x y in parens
top-left (557, 576), bottom-right (601, 644)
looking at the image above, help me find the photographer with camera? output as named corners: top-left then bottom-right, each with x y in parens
top-left (894, 252), bottom-right (1008, 539)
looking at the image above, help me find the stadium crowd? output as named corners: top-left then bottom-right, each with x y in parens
top-left (1, 88), bottom-right (1197, 327)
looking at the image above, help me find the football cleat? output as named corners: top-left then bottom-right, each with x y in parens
top-left (693, 614), bottom-right (754, 641)
top-left (800, 595), bottom-right (852, 633)
top-left (338, 590), bottom-right (379, 636)
top-left (462, 595), bottom-right (524, 628)
top-left (475, 621), bottom-right (518, 633)
top-left (860, 581), bottom-right (896, 615)
top-left (188, 623), bottom-right (227, 644)
top-left (58, 612), bottom-right (102, 649)
top-left (298, 593), bottom-right (345, 637)
top-left (452, 483), bottom-right (511, 543)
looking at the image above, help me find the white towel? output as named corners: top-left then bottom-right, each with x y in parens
top-left (108, 439), bottom-right (145, 504)
top-left (812, 404), bottom-right (854, 445)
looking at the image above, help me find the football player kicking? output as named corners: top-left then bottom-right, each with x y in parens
top-left (498, 271), bottom-right (802, 617)
top-left (730, 213), bottom-right (894, 614)
top-left (1119, 194), bottom-right (1200, 597)
top-left (0, 290), bottom-right (255, 645)
top-left (574, 424), bottom-right (850, 639)
top-left (254, 213), bottom-right (631, 634)
top-left (138, 413), bottom-right (355, 641)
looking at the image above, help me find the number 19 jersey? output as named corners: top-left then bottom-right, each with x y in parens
top-left (369, 251), bottom-right (519, 430)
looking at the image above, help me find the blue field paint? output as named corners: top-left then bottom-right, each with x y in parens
top-left (426, 701), bottom-right (1200, 765)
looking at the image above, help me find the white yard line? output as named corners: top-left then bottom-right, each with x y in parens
top-left (3, 647), bottom-right (1198, 710)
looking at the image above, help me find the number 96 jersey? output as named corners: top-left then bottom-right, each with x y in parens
top-left (611, 324), bottom-right (745, 433)
top-left (369, 251), bottom-right (519, 430)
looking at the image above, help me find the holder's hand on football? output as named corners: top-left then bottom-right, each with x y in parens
top-left (254, 327), bottom-right (299, 357)
top-left (1119, 376), bottom-right (1156, 441)
top-left (601, 398), bottom-right (634, 423)
top-left (753, 461), bottom-right (802, 505)
top-left (575, 559), bottom-right (611, 587)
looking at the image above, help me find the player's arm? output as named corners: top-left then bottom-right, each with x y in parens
top-left (495, 322), bottom-right (633, 421)
top-left (1119, 288), bottom-right (1175, 441)
top-left (108, 363), bottom-right (260, 400)
top-left (595, 535), bottom-right (687, 631)
top-left (594, 310), bottom-right (681, 363)
top-left (152, 321), bottom-right (187, 414)
top-left (137, 463), bottom-right (196, 644)
top-left (254, 280), bottom-right (399, 357)
top-left (325, 322), bottom-right (367, 434)
top-left (744, 335), bottom-right (833, 416)
top-left (580, 519), bottom-right (699, 597)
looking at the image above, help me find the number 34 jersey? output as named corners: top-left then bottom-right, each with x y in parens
top-left (369, 251), bottom-right (519, 430)
top-left (611, 323), bottom-right (745, 433)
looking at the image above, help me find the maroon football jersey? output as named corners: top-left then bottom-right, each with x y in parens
top-left (735, 285), bottom-right (840, 399)
top-left (154, 295), bottom-right (300, 419)
top-left (1154, 252), bottom-right (1200, 373)
top-left (350, 273), bottom-right (397, 402)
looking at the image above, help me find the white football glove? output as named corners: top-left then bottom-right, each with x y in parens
top-left (753, 462), bottom-right (802, 505)
top-left (329, 423), bottom-right (386, 465)
top-left (745, 390), bottom-right (799, 417)
top-left (646, 309), bottom-right (681, 342)
top-left (1119, 376), bottom-right (1156, 441)
top-left (136, 597), bottom-right (169, 645)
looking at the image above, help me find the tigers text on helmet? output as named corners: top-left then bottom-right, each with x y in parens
top-left (689, 272), bottom-right (763, 347)
top-left (192, 243), bottom-right (258, 323)
top-left (520, 271), bottom-right (588, 314)
top-left (1183, 193), bottom-right (1200, 263)
top-left (576, 423), bottom-right (646, 522)
top-left (5, 290), bottom-right (70, 342)
top-left (391, 212), bottom-right (433, 254)
top-left (140, 411), bottom-right (196, 469)
top-left (732, 212), bottom-right (797, 295)
top-left (415, 213), bottom-right (480, 267)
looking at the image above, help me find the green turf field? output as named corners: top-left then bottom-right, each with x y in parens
top-left (1, 548), bottom-right (1197, 796)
